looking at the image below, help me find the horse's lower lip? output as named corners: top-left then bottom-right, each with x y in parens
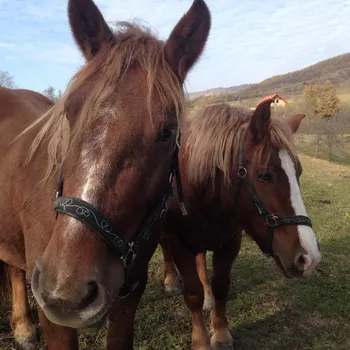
top-left (82, 317), bottom-right (107, 333)
top-left (42, 302), bottom-right (110, 329)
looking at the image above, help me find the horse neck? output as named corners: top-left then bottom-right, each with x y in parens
top-left (17, 121), bottom-right (59, 199)
top-left (178, 146), bottom-right (234, 218)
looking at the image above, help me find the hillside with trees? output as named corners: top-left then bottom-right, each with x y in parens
top-left (189, 53), bottom-right (350, 101)
top-left (188, 84), bottom-right (253, 100)
top-left (235, 53), bottom-right (350, 99)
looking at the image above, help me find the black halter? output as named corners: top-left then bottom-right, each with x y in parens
top-left (233, 141), bottom-right (313, 257)
top-left (54, 140), bottom-right (187, 297)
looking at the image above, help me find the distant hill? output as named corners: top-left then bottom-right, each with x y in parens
top-left (235, 53), bottom-right (350, 99)
top-left (189, 53), bottom-right (350, 101)
top-left (187, 84), bottom-right (253, 100)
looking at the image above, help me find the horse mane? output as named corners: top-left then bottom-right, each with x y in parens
top-left (186, 103), bottom-right (297, 187)
top-left (16, 22), bottom-right (184, 182)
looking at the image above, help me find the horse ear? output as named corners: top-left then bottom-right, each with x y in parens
top-left (286, 114), bottom-right (306, 133)
top-left (164, 0), bottom-right (211, 83)
top-left (248, 99), bottom-right (273, 143)
top-left (68, 0), bottom-right (115, 60)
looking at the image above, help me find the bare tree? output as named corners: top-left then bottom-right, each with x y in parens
top-left (0, 71), bottom-right (15, 88)
top-left (336, 105), bottom-right (350, 142)
top-left (42, 86), bottom-right (62, 103)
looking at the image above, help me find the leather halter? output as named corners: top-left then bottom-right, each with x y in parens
top-left (233, 141), bottom-right (313, 257)
top-left (54, 138), bottom-right (186, 297)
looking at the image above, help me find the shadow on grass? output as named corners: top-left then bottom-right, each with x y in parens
top-left (135, 233), bottom-right (350, 349)
top-left (0, 234), bottom-right (348, 350)
top-left (232, 307), bottom-right (349, 350)
top-left (230, 234), bottom-right (349, 349)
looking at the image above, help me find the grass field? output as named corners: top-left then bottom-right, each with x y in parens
top-left (296, 134), bottom-right (350, 166)
top-left (0, 155), bottom-right (349, 349)
top-left (336, 87), bottom-right (350, 106)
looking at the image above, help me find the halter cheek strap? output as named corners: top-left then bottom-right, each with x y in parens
top-left (53, 135), bottom-right (187, 298)
top-left (233, 141), bottom-right (313, 257)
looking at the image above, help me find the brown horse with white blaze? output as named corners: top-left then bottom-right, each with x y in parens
top-left (0, 0), bottom-right (211, 349)
top-left (160, 101), bottom-right (322, 349)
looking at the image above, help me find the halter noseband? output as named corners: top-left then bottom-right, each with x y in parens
top-left (54, 139), bottom-right (186, 297)
top-left (234, 141), bottom-right (312, 257)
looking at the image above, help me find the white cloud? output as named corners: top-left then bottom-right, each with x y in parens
top-left (0, 42), bottom-right (14, 48)
top-left (1, 41), bottom-right (81, 65)
top-left (0, 0), bottom-right (349, 92)
top-left (5, 55), bottom-right (18, 61)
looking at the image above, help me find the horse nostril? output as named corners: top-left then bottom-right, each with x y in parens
top-left (294, 253), bottom-right (309, 272)
top-left (78, 281), bottom-right (99, 310)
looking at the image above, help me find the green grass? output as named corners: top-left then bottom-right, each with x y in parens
top-left (296, 134), bottom-right (350, 166)
top-left (0, 155), bottom-right (349, 349)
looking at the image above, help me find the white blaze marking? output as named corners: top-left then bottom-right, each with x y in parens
top-left (53, 111), bottom-right (115, 297)
top-left (62, 127), bottom-right (109, 241)
top-left (81, 163), bottom-right (99, 201)
top-left (278, 149), bottom-right (321, 274)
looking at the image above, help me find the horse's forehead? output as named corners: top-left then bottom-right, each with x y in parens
top-left (277, 150), bottom-right (298, 184)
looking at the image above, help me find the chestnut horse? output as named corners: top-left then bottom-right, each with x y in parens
top-left (0, 0), bottom-right (211, 349)
top-left (159, 101), bottom-right (322, 349)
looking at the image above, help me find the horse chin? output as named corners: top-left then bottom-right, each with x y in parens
top-left (274, 255), bottom-right (293, 279)
top-left (42, 301), bottom-right (111, 330)
top-left (82, 316), bottom-right (107, 333)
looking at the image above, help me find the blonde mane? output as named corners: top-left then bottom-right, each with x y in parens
top-left (17, 22), bottom-right (184, 182)
top-left (186, 103), bottom-right (297, 187)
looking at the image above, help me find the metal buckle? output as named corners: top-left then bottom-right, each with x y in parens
top-left (266, 214), bottom-right (279, 228)
top-left (238, 166), bottom-right (247, 178)
top-left (121, 242), bottom-right (136, 269)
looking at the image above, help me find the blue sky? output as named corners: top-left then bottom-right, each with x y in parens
top-left (0, 0), bottom-right (349, 93)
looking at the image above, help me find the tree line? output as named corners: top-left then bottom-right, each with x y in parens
top-left (2, 70), bottom-right (349, 163)
top-left (0, 70), bottom-right (62, 102)
top-left (188, 80), bottom-right (349, 163)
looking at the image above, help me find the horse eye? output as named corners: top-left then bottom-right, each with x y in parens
top-left (257, 173), bottom-right (272, 183)
top-left (157, 128), bottom-right (173, 142)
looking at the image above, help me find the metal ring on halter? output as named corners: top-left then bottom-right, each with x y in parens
top-left (238, 166), bottom-right (247, 177)
top-left (266, 214), bottom-right (279, 228)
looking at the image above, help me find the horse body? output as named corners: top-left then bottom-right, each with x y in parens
top-left (0, 88), bottom-right (54, 271)
top-left (165, 162), bottom-right (239, 253)
top-left (0, 0), bottom-right (211, 348)
top-left (0, 87), bottom-right (56, 348)
top-left (161, 101), bottom-right (322, 349)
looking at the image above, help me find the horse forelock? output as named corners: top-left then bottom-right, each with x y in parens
top-left (186, 103), bottom-right (297, 188)
top-left (16, 21), bottom-right (185, 184)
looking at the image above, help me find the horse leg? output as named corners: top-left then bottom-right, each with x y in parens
top-left (8, 266), bottom-right (37, 350)
top-left (159, 235), bottom-right (182, 294)
top-left (38, 308), bottom-right (78, 350)
top-left (168, 235), bottom-right (210, 350)
top-left (196, 251), bottom-right (214, 311)
top-left (210, 235), bottom-right (241, 350)
top-left (105, 268), bottom-right (148, 350)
